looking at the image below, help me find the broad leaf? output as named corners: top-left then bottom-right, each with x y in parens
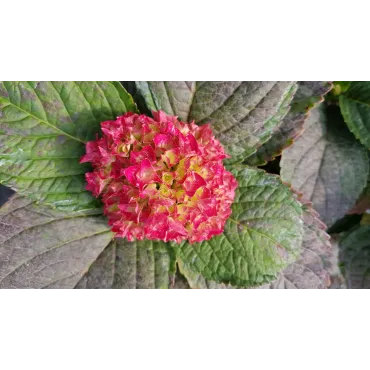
top-left (339, 225), bottom-right (370, 288)
top-left (176, 199), bottom-right (332, 289)
top-left (281, 104), bottom-right (369, 227)
top-left (0, 195), bottom-right (176, 289)
top-left (75, 239), bottom-right (176, 289)
top-left (339, 81), bottom-right (370, 148)
top-left (260, 201), bottom-right (331, 289)
top-left (0, 81), bottom-right (137, 211)
top-left (0, 195), bottom-right (113, 288)
top-left (246, 81), bottom-right (333, 166)
top-left (174, 166), bottom-right (304, 287)
top-left (135, 82), bottom-right (297, 164)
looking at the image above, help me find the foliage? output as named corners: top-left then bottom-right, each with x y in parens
top-left (1, 80), bottom-right (369, 289)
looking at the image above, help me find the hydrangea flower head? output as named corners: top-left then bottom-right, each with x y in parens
top-left (81, 111), bottom-right (237, 243)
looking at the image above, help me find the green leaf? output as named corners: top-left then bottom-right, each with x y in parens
top-left (176, 259), bottom-right (229, 289)
top-left (135, 82), bottom-right (297, 165)
top-left (176, 198), bottom-right (332, 289)
top-left (75, 239), bottom-right (176, 289)
top-left (339, 224), bottom-right (370, 288)
top-left (260, 201), bottom-right (332, 289)
top-left (246, 81), bottom-right (333, 166)
top-left (281, 104), bottom-right (369, 227)
top-left (174, 166), bottom-right (304, 287)
top-left (339, 81), bottom-right (370, 148)
top-left (0, 195), bottom-right (113, 288)
top-left (0, 81), bottom-right (137, 211)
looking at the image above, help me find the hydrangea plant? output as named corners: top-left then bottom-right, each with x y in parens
top-left (0, 81), bottom-right (345, 289)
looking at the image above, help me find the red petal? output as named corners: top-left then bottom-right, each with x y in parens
top-left (130, 145), bottom-right (156, 164)
top-left (183, 172), bottom-right (207, 196)
top-left (85, 172), bottom-right (108, 196)
top-left (135, 159), bottom-right (161, 190)
top-left (123, 165), bottom-right (139, 187)
top-left (162, 148), bottom-right (181, 167)
top-left (154, 133), bottom-right (176, 150)
top-left (80, 141), bottom-right (100, 164)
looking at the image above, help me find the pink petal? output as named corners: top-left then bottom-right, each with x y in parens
top-left (130, 145), bottom-right (156, 164)
top-left (185, 133), bottom-right (199, 152)
top-left (123, 165), bottom-right (139, 187)
top-left (198, 198), bottom-right (218, 217)
top-left (183, 172), bottom-right (207, 196)
top-left (162, 148), bottom-right (181, 167)
top-left (85, 172), bottom-right (108, 196)
top-left (154, 133), bottom-right (176, 150)
top-left (80, 141), bottom-right (100, 164)
top-left (136, 159), bottom-right (161, 190)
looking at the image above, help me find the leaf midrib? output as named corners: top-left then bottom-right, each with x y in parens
top-left (228, 217), bottom-right (283, 248)
top-left (0, 95), bottom-right (86, 144)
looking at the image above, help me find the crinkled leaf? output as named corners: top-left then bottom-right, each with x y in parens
top-left (174, 166), bottom-right (304, 288)
top-left (0, 195), bottom-right (175, 289)
top-left (281, 104), bottom-right (369, 227)
top-left (0, 81), bottom-right (137, 211)
top-left (247, 81), bottom-right (333, 166)
top-left (135, 81), bottom-right (297, 165)
top-left (0, 195), bottom-right (113, 288)
top-left (260, 201), bottom-right (331, 289)
top-left (75, 239), bottom-right (176, 289)
top-left (339, 225), bottom-right (370, 288)
top-left (177, 199), bottom-right (332, 289)
top-left (339, 81), bottom-right (370, 148)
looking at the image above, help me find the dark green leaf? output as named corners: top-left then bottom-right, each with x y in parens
top-left (327, 214), bottom-right (362, 234)
top-left (0, 81), bottom-right (137, 211)
top-left (339, 225), bottom-right (370, 288)
top-left (135, 82), bottom-right (297, 165)
top-left (175, 166), bottom-right (304, 287)
top-left (339, 81), bottom-right (370, 148)
top-left (281, 104), bottom-right (369, 227)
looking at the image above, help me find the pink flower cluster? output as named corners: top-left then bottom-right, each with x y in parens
top-left (81, 111), bottom-right (237, 243)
